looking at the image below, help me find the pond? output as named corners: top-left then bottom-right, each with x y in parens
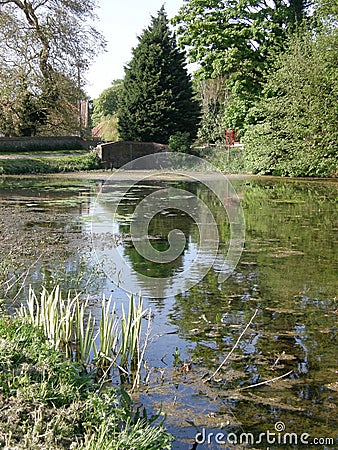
top-left (0, 174), bottom-right (337, 449)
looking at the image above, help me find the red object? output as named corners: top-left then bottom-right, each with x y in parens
top-left (226, 129), bottom-right (234, 146)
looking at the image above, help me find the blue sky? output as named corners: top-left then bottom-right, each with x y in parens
top-left (86, 0), bottom-right (185, 99)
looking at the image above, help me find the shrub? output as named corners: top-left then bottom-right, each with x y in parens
top-left (169, 132), bottom-right (191, 153)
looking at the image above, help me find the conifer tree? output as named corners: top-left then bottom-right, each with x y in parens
top-left (118, 7), bottom-right (200, 144)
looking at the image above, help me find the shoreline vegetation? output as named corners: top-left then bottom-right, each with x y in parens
top-left (0, 145), bottom-right (336, 178)
top-left (0, 286), bottom-right (173, 449)
top-left (0, 151), bottom-right (101, 175)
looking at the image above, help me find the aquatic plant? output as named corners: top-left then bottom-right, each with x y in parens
top-left (119, 295), bottom-right (145, 377)
top-left (0, 315), bottom-right (173, 449)
top-left (74, 297), bottom-right (96, 365)
top-left (18, 286), bottom-right (148, 389)
top-left (93, 296), bottom-right (119, 369)
top-left (19, 286), bottom-right (77, 356)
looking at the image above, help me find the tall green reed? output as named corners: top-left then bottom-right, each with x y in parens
top-left (93, 296), bottom-right (119, 368)
top-left (18, 286), bottom-right (148, 390)
top-left (74, 297), bottom-right (96, 365)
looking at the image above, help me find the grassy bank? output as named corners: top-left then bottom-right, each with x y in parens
top-left (0, 290), bottom-right (173, 449)
top-left (0, 151), bottom-right (101, 175)
top-left (193, 145), bottom-right (249, 174)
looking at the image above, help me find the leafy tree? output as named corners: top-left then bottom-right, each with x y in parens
top-left (91, 80), bottom-right (123, 127)
top-left (118, 7), bottom-right (200, 144)
top-left (195, 77), bottom-right (227, 143)
top-left (243, 27), bottom-right (338, 177)
top-left (97, 114), bottom-right (119, 142)
top-left (173, 0), bottom-right (310, 133)
top-left (315, 0), bottom-right (338, 18)
top-left (0, 0), bottom-right (105, 136)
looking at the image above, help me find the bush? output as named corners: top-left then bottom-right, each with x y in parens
top-left (243, 29), bottom-right (338, 178)
top-left (195, 145), bottom-right (248, 174)
top-left (169, 132), bottom-right (191, 153)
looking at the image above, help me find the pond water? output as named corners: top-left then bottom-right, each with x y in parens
top-left (0, 174), bottom-right (337, 449)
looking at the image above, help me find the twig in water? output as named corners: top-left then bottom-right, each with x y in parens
top-left (204, 309), bottom-right (258, 383)
top-left (7, 255), bottom-right (42, 303)
top-left (236, 370), bottom-right (293, 391)
top-left (160, 354), bottom-right (168, 366)
top-left (271, 351), bottom-right (285, 369)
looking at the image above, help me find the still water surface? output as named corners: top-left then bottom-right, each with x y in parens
top-left (0, 175), bottom-right (337, 449)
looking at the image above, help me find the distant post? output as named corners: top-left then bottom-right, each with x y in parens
top-left (226, 129), bottom-right (234, 163)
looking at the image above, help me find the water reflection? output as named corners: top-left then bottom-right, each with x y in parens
top-left (0, 176), bottom-right (337, 448)
top-left (91, 180), bottom-right (234, 298)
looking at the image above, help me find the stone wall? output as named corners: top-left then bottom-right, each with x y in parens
top-left (97, 141), bottom-right (169, 168)
top-left (0, 136), bottom-right (98, 153)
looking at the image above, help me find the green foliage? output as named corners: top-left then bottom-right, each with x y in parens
top-left (120, 296), bottom-right (146, 388)
top-left (91, 80), bottom-right (123, 127)
top-left (0, 151), bottom-right (101, 175)
top-left (243, 28), bottom-right (338, 177)
top-left (169, 132), bottom-right (191, 153)
top-left (118, 7), bottom-right (200, 144)
top-left (195, 145), bottom-right (248, 174)
top-left (172, 347), bottom-right (182, 367)
top-left (93, 296), bottom-right (119, 368)
top-left (194, 77), bottom-right (227, 143)
top-left (0, 315), bottom-right (173, 449)
top-left (79, 417), bottom-right (173, 450)
top-left (315, 0), bottom-right (338, 20)
top-left (99, 113), bottom-right (120, 142)
top-left (18, 286), bottom-right (147, 389)
top-left (0, 1), bottom-right (105, 136)
top-left (173, 0), bottom-right (310, 133)
top-left (0, 317), bottom-right (92, 405)
top-left (197, 107), bottom-right (225, 143)
top-left (0, 73), bottom-right (47, 137)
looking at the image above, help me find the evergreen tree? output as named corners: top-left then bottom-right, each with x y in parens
top-left (118, 7), bottom-right (200, 144)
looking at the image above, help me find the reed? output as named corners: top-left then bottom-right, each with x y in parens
top-left (19, 286), bottom-right (77, 358)
top-left (18, 286), bottom-right (149, 389)
top-left (74, 297), bottom-right (96, 365)
top-left (119, 295), bottom-right (145, 384)
top-left (93, 296), bottom-right (119, 368)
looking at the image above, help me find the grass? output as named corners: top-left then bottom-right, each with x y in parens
top-left (0, 151), bottom-right (101, 175)
top-left (0, 294), bottom-right (173, 449)
top-left (0, 149), bottom-right (87, 156)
